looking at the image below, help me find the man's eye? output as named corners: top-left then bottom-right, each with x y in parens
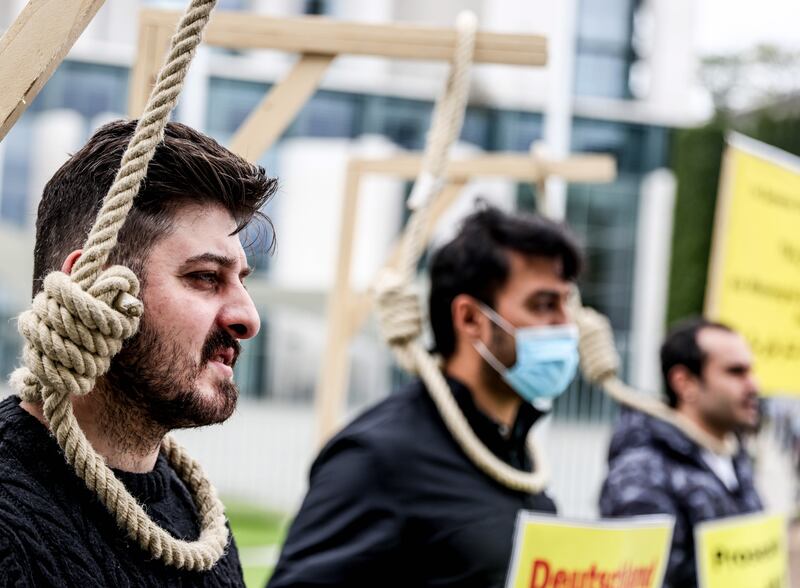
top-left (532, 301), bottom-right (557, 313)
top-left (189, 272), bottom-right (219, 286)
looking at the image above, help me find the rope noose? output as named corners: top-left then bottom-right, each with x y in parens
top-left (373, 11), bottom-right (551, 493)
top-left (10, 0), bottom-right (231, 571)
top-left (574, 304), bottom-right (738, 456)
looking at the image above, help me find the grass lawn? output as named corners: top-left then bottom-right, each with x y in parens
top-left (224, 499), bottom-right (289, 587)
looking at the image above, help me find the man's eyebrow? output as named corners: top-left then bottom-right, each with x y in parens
top-left (179, 253), bottom-right (253, 277)
top-left (527, 290), bottom-right (565, 301)
top-left (725, 363), bottom-right (750, 374)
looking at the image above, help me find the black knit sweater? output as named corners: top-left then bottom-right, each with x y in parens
top-left (0, 396), bottom-right (244, 587)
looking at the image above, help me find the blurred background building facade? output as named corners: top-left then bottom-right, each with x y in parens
top-left (2, 0), bottom-right (792, 518)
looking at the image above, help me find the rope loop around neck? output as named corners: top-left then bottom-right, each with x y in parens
top-left (373, 11), bottom-right (552, 494)
top-left (575, 305), bottom-right (738, 456)
top-left (11, 0), bottom-right (233, 571)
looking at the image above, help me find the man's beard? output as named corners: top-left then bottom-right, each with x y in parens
top-left (100, 319), bottom-right (242, 436)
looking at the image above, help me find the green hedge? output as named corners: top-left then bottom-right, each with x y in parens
top-left (666, 123), bottom-right (725, 325)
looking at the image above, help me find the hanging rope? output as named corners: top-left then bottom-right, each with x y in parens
top-left (574, 304), bottom-right (738, 456)
top-left (373, 11), bottom-right (551, 494)
top-left (9, 0), bottom-right (231, 571)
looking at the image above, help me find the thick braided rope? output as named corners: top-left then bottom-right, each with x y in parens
top-left (575, 305), bottom-right (738, 456)
top-left (402, 12), bottom-right (477, 278)
top-left (11, 0), bottom-right (231, 571)
top-left (374, 12), bottom-right (550, 493)
top-left (71, 0), bottom-right (217, 289)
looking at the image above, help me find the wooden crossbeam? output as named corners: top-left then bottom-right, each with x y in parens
top-left (353, 153), bottom-right (616, 182)
top-left (137, 9), bottom-right (547, 63)
top-left (0, 0), bottom-right (106, 141)
top-left (129, 8), bottom-right (548, 160)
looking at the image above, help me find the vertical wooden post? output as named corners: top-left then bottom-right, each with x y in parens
top-left (127, 12), bottom-right (171, 117)
top-left (313, 161), bottom-right (363, 445)
top-left (314, 177), bottom-right (468, 444)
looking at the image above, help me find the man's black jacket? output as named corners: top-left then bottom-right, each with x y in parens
top-left (268, 377), bottom-right (556, 588)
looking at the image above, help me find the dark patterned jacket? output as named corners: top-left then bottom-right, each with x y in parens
top-left (599, 408), bottom-right (763, 588)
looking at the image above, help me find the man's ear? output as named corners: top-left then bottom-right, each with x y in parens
top-left (61, 250), bottom-right (83, 275)
top-left (451, 294), bottom-right (487, 341)
top-left (668, 365), bottom-right (700, 406)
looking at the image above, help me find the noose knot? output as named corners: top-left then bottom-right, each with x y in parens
top-left (373, 270), bottom-right (423, 347)
top-left (10, 266), bottom-right (143, 403)
top-left (575, 306), bottom-right (620, 385)
top-left (373, 269), bottom-right (425, 375)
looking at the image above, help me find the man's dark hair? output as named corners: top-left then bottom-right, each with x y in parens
top-left (32, 120), bottom-right (278, 296)
top-left (428, 205), bottom-right (582, 358)
top-left (660, 317), bottom-right (734, 408)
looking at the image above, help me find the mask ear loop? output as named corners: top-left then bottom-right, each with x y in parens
top-left (476, 301), bottom-right (517, 336)
top-left (473, 339), bottom-right (510, 377)
top-left (473, 302), bottom-right (516, 377)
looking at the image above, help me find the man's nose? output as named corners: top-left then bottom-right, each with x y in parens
top-left (746, 373), bottom-right (760, 396)
top-left (551, 301), bottom-right (570, 326)
top-left (218, 282), bottom-right (261, 340)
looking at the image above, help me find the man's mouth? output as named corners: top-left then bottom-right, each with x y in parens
top-left (742, 396), bottom-right (760, 413)
top-left (210, 347), bottom-right (236, 368)
top-left (200, 328), bottom-right (242, 379)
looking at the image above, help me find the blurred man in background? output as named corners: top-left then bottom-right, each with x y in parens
top-left (600, 318), bottom-right (763, 588)
top-left (268, 206), bottom-right (583, 588)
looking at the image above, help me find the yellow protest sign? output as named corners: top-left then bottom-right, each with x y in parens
top-left (505, 513), bottom-right (673, 588)
top-left (695, 512), bottom-right (788, 588)
top-left (706, 133), bottom-right (800, 395)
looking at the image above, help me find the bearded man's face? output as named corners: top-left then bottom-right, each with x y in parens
top-left (106, 203), bottom-right (260, 429)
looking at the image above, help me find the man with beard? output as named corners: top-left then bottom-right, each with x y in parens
top-left (0, 120), bottom-right (276, 586)
top-left (600, 318), bottom-right (763, 588)
top-left (269, 206), bottom-right (583, 588)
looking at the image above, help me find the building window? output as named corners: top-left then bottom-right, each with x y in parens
top-left (303, 0), bottom-right (328, 15)
top-left (0, 60), bottom-right (128, 227)
top-left (574, 0), bottom-right (641, 99)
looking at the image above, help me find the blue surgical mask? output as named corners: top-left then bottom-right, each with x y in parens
top-left (473, 304), bottom-right (579, 406)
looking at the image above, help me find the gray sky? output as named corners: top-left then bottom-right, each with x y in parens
top-left (695, 0), bottom-right (800, 55)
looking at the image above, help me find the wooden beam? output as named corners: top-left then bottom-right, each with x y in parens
top-left (139, 9), bottom-right (547, 66)
top-left (229, 53), bottom-right (335, 162)
top-left (128, 9), bottom-right (171, 117)
top-left (354, 153), bottom-right (617, 182)
top-left (314, 161), bottom-right (362, 445)
top-left (0, 0), bottom-right (106, 141)
top-left (129, 10), bottom-right (549, 154)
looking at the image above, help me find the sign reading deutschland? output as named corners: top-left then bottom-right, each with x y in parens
top-left (695, 512), bottom-right (788, 588)
top-left (505, 513), bottom-right (673, 588)
top-left (706, 133), bottom-right (800, 395)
